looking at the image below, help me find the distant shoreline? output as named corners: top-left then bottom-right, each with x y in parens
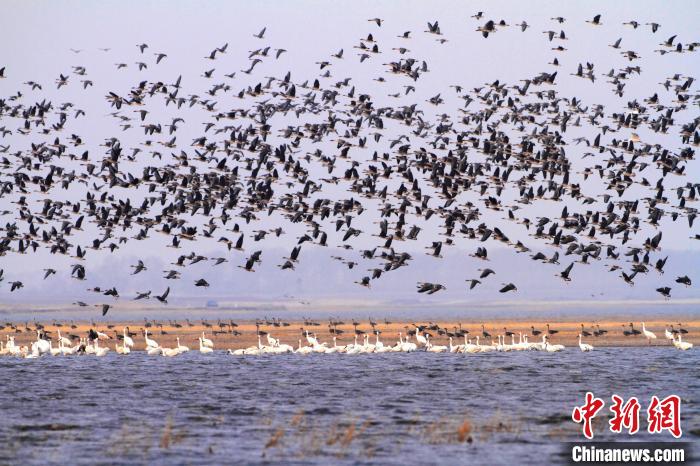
top-left (1, 299), bottom-right (699, 322)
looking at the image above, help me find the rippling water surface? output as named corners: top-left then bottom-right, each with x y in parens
top-left (1, 348), bottom-right (698, 465)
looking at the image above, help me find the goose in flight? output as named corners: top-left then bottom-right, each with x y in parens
top-left (466, 279), bottom-right (481, 290)
top-left (155, 287), bottom-right (170, 304)
top-left (516, 21), bottom-right (529, 32)
top-left (675, 276), bottom-right (691, 286)
top-left (130, 260), bottom-right (147, 275)
top-left (10, 281), bottom-right (23, 292)
top-left (586, 14), bottom-right (602, 26)
top-left (499, 283), bottom-right (517, 293)
top-left (477, 20), bottom-right (496, 38)
top-left (558, 263), bottom-right (574, 281)
top-left (416, 282), bottom-right (446, 294)
top-left (425, 21), bottom-right (441, 35)
top-left (646, 22), bottom-right (661, 33)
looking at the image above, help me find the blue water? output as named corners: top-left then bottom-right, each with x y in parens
top-left (0, 348), bottom-right (697, 465)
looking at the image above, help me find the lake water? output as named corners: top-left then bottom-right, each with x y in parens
top-left (0, 348), bottom-right (697, 465)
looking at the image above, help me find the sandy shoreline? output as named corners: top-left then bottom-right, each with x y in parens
top-left (1, 318), bottom-right (696, 351)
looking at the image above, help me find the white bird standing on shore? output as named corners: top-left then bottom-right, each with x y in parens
top-left (57, 330), bottom-right (72, 347)
top-left (201, 332), bottom-right (214, 348)
top-left (144, 329), bottom-right (159, 349)
top-left (415, 330), bottom-right (428, 347)
top-left (641, 322), bottom-right (657, 343)
top-left (664, 327), bottom-right (674, 340)
top-left (34, 331), bottom-right (50, 355)
top-left (123, 327), bottom-right (134, 347)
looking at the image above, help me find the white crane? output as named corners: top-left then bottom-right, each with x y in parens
top-left (415, 330), bottom-right (428, 347)
top-left (641, 322), bottom-right (657, 343)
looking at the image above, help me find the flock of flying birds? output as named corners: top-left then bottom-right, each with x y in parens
top-left (0, 12), bottom-right (698, 314)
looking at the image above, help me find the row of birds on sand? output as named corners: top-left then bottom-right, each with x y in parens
top-left (0, 11), bottom-right (698, 312)
top-left (0, 328), bottom-right (213, 358)
top-left (0, 320), bottom-right (693, 358)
